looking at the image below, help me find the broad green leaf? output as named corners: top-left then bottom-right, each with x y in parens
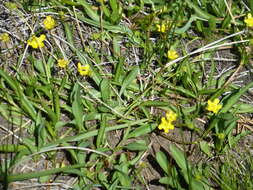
top-left (199, 141), bottom-right (211, 157)
top-left (100, 79), bottom-right (111, 103)
top-left (159, 176), bottom-right (173, 185)
top-left (172, 86), bottom-right (196, 98)
top-left (71, 84), bottom-right (84, 131)
top-left (119, 66), bottom-right (139, 96)
top-left (124, 140), bottom-right (147, 151)
top-left (185, 0), bottom-right (218, 21)
top-left (155, 151), bottom-right (170, 175)
top-left (76, 0), bottom-right (100, 22)
top-left (96, 114), bottom-right (107, 148)
top-left (159, 177), bottom-right (185, 190)
top-left (233, 103), bottom-right (253, 114)
top-left (170, 144), bottom-right (188, 171)
top-left (35, 113), bottom-right (46, 148)
top-left (127, 124), bottom-right (156, 138)
top-left (33, 59), bottom-right (45, 74)
top-left (114, 57), bottom-right (124, 83)
top-left (220, 81), bottom-right (253, 113)
top-left (53, 89), bottom-right (60, 121)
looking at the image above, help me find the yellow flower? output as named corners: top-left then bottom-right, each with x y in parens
top-left (167, 50), bottom-right (179, 60)
top-left (27, 34), bottom-right (46, 49)
top-left (158, 110), bottom-right (177, 133)
top-left (156, 24), bottom-right (166, 33)
top-left (57, 59), bottom-right (69, 68)
top-left (166, 110), bottom-right (177, 122)
top-left (78, 63), bottom-right (91, 76)
top-left (0, 33), bottom-right (10, 42)
top-left (244, 13), bottom-right (253, 27)
top-left (206, 98), bottom-right (222, 114)
top-left (158, 117), bottom-right (175, 133)
top-left (43, 16), bottom-right (56, 30)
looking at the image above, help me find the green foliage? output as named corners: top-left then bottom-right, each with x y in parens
top-left (156, 145), bottom-right (211, 190)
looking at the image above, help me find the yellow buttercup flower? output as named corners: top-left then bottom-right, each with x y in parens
top-left (57, 59), bottom-right (69, 68)
top-left (43, 16), bottom-right (56, 30)
top-left (158, 117), bottom-right (175, 133)
top-left (166, 110), bottom-right (177, 122)
top-left (206, 98), bottom-right (222, 114)
top-left (27, 34), bottom-right (46, 49)
top-left (244, 13), bottom-right (253, 27)
top-left (0, 33), bottom-right (10, 42)
top-left (156, 24), bottom-right (166, 33)
top-left (77, 63), bottom-right (91, 76)
top-left (167, 50), bottom-right (179, 60)
top-left (158, 110), bottom-right (177, 133)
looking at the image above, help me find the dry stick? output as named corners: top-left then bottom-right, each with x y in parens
top-left (77, 81), bottom-right (129, 119)
top-left (33, 146), bottom-right (109, 157)
top-left (1, 120), bottom-right (31, 142)
top-left (0, 125), bottom-right (22, 142)
top-left (73, 6), bottom-right (86, 50)
top-left (223, 63), bottom-right (244, 88)
top-left (224, 0), bottom-right (236, 25)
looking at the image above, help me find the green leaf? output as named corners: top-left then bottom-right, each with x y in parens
top-left (76, 0), bottom-right (100, 22)
top-left (172, 86), bottom-right (196, 98)
top-left (199, 141), bottom-right (211, 157)
top-left (2, 164), bottom-right (86, 182)
top-left (35, 113), bottom-right (46, 148)
top-left (159, 177), bottom-right (185, 190)
top-left (155, 151), bottom-right (170, 175)
top-left (96, 114), bottom-right (107, 148)
top-left (128, 124), bottom-right (156, 138)
top-left (170, 144), bottom-right (188, 171)
top-left (124, 140), bottom-right (147, 151)
top-left (159, 176), bottom-right (173, 185)
top-left (140, 100), bottom-right (169, 107)
top-left (119, 66), bottom-right (139, 96)
top-left (220, 81), bottom-right (253, 113)
top-left (100, 78), bottom-right (111, 103)
top-left (33, 59), bottom-right (45, 74)
top-left (185, 0), bottom-right (218, 20)
top-left (71, 84), bottom-right (84, 131)
top-left (233, 103), bottom-right (253, 114)
top-left (114, 57), bottom-right (124, 83)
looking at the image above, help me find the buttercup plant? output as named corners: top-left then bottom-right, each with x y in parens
top-left (43, 16), bottom-right (56, 30)
top-left (206, 99), bottom-right (222, 114)
top-left (77, 62), bottom-right (91, 76)
top-left (158, 110), bottom-right (177, 133)
top-left (244, 13), bottom-right (253, 27)
top-left (167, 49), bottom-right (179, 60)
top-left (156, 24), bottom-right (166, 33)
top-left (57, 59), bottom-right (69, 68)
top-left (27, 34), bottom-right (46, 48)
